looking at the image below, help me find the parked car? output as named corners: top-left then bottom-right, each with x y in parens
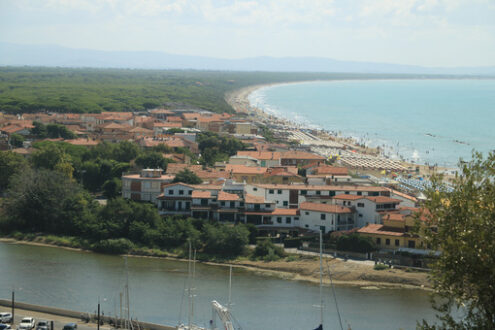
top-left (62, 323), bottom-right (77, 330)
top-left (0, 324), bottom-right (12, 330)
top-left (0, 313), bottom-right (12, 324)
top-left (17, 318), bottom-right (35, 330)
top-left (35, 321), bottom-right (49, 330)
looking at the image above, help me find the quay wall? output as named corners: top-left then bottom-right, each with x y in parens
top-left (0, 299), bottom-right (175, 330)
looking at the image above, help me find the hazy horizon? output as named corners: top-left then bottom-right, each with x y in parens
top-left (1, 0), bottom-right (495, 68)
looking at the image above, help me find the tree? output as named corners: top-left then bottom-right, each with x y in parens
top-left (113, 141), bottom-right (139, 162)
top-left (172, 168), bottom-right (202, 184)
top-left (0, 151), bottom-right (28, 191)
top-left (30, 121), bottom-right (47, 138)
top-left (135, 152), bottom-right (170, 170)
top-left (1, 169), bottom-right (93, 234)
top-left (418, 152), bottom-right (495, 329)
top-left (31, 144), bottom-right (74, 178)
top-left (9, 133), bottom-right (25, 148)
top-left (202, 224), bottom-right (249, 257)
top-left (102, 178), bottom-right (122, 199)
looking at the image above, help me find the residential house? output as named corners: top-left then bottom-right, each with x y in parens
top-left (122, 169), bottom-right (174, 202)
top-left (299, 202), bottom-right (355, 233)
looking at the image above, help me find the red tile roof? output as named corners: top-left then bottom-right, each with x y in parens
top-left (244, 194), bottom-right (266, 204)
top-left (333, 194), bottom-right (364, 201)
top-left (271, 208), bottom-right (300, 216)
top-left (218, 191), bottom-right (240, 201)
top-left (366, 196), bottom-right (401, 204)
top-left (225, 164), bottom-right (266, 175)
top-left (314, 165), bottom-right (349, 176)
top-left (358, 224), bottom-right (404, 236)
top-left (237, 151), bottom-right (281, 160)
top-left (300, 202), bottom-right (352, 214)
top-left (191, 190), bottom-right (212, 198)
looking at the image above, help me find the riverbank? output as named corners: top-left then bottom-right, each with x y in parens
top-left (0, 237), bottom-right (430, 290)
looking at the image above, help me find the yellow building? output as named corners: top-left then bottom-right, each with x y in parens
top-left (358, 208), bottom-right (427, 250)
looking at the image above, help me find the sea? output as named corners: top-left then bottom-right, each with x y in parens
top-left (248, 79), bottom-right (495, 168)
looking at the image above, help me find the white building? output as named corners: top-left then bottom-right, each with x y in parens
top-left (299, 202), bottom-right (354, 233)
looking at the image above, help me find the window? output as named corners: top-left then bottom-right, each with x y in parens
top-left (240, 202), bottom-right (244, 207)
top-left (357, 203), bottom-right (364, 207)
top-left (385, 239), bottom-right (390, 245)
top-left (316, 191), bottom-right (321, 195)
top-left (359, 214), bottom-right (363, 217)
top-left (305, 224), bottom-right (309, 228)
top-left (320, 214), bottom-right (326, 220)
top-left (283, 201), bottom-right (288, 206)
top-left (188, 190), bottom-right (192, 195)
top-left (269, 189), bottom-right (274, 194)
top-left (277, 189), bottom-right (282, 194)
top-left (408, 240), bottom-right (416, 248)
top-left (300, 190), bottom-right (307, 195)
top-left (168, 189), bottom-right (174, 195)
top-left (305, 211), bottom-right (309, 215)
top-left (179, 190), bottom-right (184, 195)
top-left (345, 191), bottom-right (349, 195)
top-left (395, 239), bottom-right (400, 246)
top-left (286, 217), bottom-right (291, 224)
top-left (253, 187), bottom-right (258, 191)
top-left (329, 191), bottom-right (335, 197)
top-left (376, 238), bottom-right (381, 244)
top-left (265, 204), bottom-right (271, 208)
top-left (357, 191), bottom-right (362, 196)
top-left (277, 217), bottom-right (282, 223)
top-left (294, 217), bottom-right (299, 221)
top-left (221, 201), bottom-right (225, 206)
top-left (230, 201), bottom-right (235, 208)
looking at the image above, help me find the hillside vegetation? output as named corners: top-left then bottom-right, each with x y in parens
top-left (0, 67), bottom-right (420, 114)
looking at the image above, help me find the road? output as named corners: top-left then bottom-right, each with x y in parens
top-left (0, 307), bottom-right (110, 330)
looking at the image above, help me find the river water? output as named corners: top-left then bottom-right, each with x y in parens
top-left (0, 242), bottom-right (438, 330)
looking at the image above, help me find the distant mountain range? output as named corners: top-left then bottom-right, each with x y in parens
top-left (1, 42), bottom-right (495, 75)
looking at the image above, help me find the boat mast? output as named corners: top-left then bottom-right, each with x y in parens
top-left (319, 230), bottom-right (323, 328)
top-left (228, 265), bottom-right (232, 310)
top-left (187, 240), bottom-right (192, 329)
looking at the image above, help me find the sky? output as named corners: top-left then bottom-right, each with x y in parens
top-left (1, 0), bottom-right (495, 67)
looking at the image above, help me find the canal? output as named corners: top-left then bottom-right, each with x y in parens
top-left (0, 242), bottom-right (438, 329)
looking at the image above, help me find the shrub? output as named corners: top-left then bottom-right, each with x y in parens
top-left (286, 254), bottom-right (301, 262)
top-left (253, 239), bottom-right (285, 261)
top-left (374, 263), bottom-right (389, 271)
top-left (336, 234), bottom-right (377, 253)
top-left (92, 238), bottom-right (135, 254)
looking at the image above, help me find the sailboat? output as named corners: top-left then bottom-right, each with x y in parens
top-left (210, 265), bottom-right (236, 330)
top-left (177, 242), bottom-right (205, 330)
top-left (313, 231), bottom-right (344, 330)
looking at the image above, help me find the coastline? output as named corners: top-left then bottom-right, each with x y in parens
top-left (226, 81), bottom-right (457, 179)
top-left (0, 237), bottom-right (430, 290)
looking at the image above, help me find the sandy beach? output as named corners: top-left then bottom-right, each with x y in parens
top-left (225, 82), bottom-right (456, 181)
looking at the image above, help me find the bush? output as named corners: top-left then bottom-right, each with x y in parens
top-left (336, 234), bottom-right (377, 253)
top-left (92, 238), bottom-right (135, 254)
top-left (253, 239), bottom-right (285, 261)
top-left (374, 263), bottom-right (389, 271)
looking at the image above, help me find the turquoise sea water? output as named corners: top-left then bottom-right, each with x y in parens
top-left (248, 79), bottom-right (495, 167)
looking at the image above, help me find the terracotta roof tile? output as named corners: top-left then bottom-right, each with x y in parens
top-left (218, 191), bottom-right (240, 201)
top-left (244, 194), bottom-right (266, 204)
top-left (358, 224), bottom-right (404, 236)
top-left (300, 202), bottom-right (352, 213)
top-left (191, 190), bottom-right (212, 198)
